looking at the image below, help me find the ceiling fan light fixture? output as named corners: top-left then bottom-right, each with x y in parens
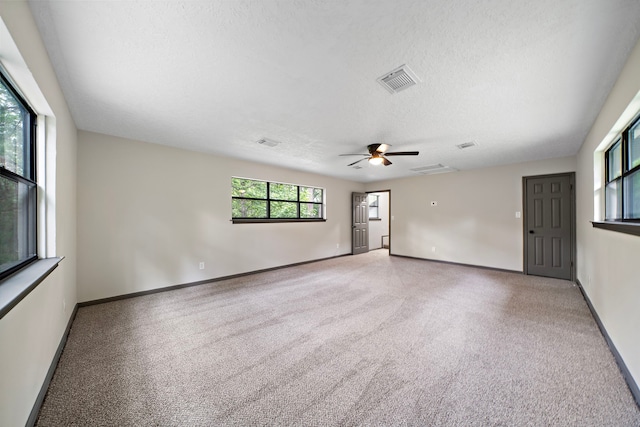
top-left (369, 156), bottom-right (384, 165)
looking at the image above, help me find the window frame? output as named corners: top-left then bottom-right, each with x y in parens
top-left (231, 177), bottom-right (326, 223)
top-left (368, 194), bottom-right (380, 220)
top-left (604, 114), bottom-right (640, 223)
top-left (0, 70), bottom-right (38, 281)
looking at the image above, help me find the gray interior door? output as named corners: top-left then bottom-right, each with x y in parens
top-left (524, 173), bottom-right (574, 280)
top-left (352, 192), bottom-right (369, 255)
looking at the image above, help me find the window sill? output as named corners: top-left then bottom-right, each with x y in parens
top-left (0, 257), bottom-right (63, 320)
top-left (232, 218), bottom-right (326, 224)
top-left (591, 221), bottom-right (640, 237)
top-left (369, 218), bottom-right (382, 221)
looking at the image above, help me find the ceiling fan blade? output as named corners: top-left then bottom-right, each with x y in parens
top-left (347, 158), bottom-right (369, 167)
top-left (367, 143), bottom-right (382, 154)
top-left (367, 143), bottom-right (391, 154)
top-left (384, 151), bottom-right (419, 156)
top-left (339, 153), bottom-right (369, 157)
top-left (383, 157), bottom-right (392, 166)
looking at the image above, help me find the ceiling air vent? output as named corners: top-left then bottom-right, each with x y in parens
top-left (410, 164), bottom-right (457, 175)
top-left (377, 64), bottom-right (420, 94)
top-left (456, 141), bottom-right (478, 150)
top-left (256, 138), bottom-right (280, 147)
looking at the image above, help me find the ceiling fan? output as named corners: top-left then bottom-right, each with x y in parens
top-left (340, 144), bottom-right (419, 167)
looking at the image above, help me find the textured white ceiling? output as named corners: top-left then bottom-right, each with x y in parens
top-left (28, 0), bottom-right (640, 183)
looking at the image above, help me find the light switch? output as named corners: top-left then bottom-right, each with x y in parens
top-left (515, 211), bottom-right (521, 218)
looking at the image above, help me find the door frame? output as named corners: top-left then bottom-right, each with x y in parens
top-left (365, 189), bottom-right (391, 255)
top-left (522, 172), bottom-right (576, 281)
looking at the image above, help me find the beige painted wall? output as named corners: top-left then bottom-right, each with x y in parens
top-left (365, 156), bottom-right (576, 271)
top-left (0, 2), bottom-right (77, 426)
top-left (576, 39), bottom-right (640, 391)
top-left (77, 131), bottom-right (363, 302)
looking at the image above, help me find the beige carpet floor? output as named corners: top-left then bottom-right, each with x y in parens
top-left (36, 250), bottom-right (640, 426)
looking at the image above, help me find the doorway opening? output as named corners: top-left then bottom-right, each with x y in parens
top-left (367, 190), bottom-right (390, 254)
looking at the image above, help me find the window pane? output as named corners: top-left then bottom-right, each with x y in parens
top-left (270, 183), bottom-right (297, 201)
top-left (300, 203), bottom-right (322, 218)
top-left (623, 169), bottom-right (640, 219)
top-left (605, 180), bottom-right (622, 220)
top-left (630, 120), bottom-right (640, 170)
top-left (0, 175), bottom-right (36, 271)
top-left (300, 186), bottom-right (322, 203)
top-left (270, 201), bottom-right (298, 218)
top-left (607, 140), bottom-right (622, 181)
top-left (0, 79), bottom-right (30, 178)
top-left (368, 194), bottom-right (379, 218)
top-left (232, 178), bottom-right (266, 199)
top-left (232, 198), bottom-right (267, 218)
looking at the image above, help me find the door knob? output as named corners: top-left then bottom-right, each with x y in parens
top-left (529, 230), bottom-right (534, 234)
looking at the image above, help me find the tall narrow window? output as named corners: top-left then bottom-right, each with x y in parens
top-left (0, 72), bottom-right (37, 280)
top-left (368, 194), bottom-right (379, 219)
top-left (605, 115), bottom-right (640, 222)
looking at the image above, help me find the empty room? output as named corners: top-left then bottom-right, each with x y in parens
top-left (1, 0), bottom-right (640, 426)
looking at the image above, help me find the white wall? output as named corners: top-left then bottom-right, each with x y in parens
top-left (368, 192), bottom-right (389, 250)
top-left (365, 156), bottom-right (576, 271)
top-left (576, 38), bottom-right (640, 391)
top-left (77, 131), bottom-right (363, 302)
top-left (0, 2), bottom-right (77, 426)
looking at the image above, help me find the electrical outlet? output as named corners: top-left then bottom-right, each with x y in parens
top-left (199, 262), bottom-right (205, 270)
top-left (432, 246), bottom-right (436, 253)
top-left (336, 243), bottom-right (339, 248)
top-left (515, 211), bottom-right (521, 218)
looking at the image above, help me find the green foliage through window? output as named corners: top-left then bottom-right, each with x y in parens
top-left (0, 72), bottom-right (37, 280)
top-left (232, 177), bottom-right (324, 221)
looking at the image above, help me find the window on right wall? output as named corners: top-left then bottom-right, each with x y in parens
top-left (604, 115), bottom-right (640, 222)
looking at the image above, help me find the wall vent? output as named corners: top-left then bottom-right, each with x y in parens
top-left (410, 164), bottom-right (457, 175)
top-left (256, 138), bottom-right (280, 147)
top-left (377, 64), bottom-right (420, 94)
top-left (456, 141), bottom-right (478, 150)
top-left (352, 165), bottom-right (363, 170)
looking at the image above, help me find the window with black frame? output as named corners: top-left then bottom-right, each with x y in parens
top-left (231, 177), bottom-right (324, 222)
top-left (0, 72), bottom-right (37, 280)
top-left (605, 115), bottom-right (640, 221)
